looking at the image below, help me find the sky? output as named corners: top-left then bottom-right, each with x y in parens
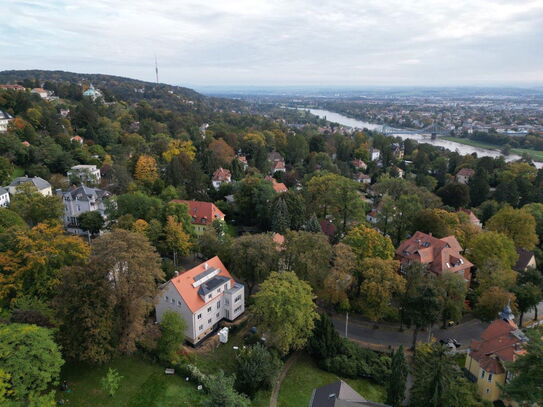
top-left (1, 0), bottom-right (543, 88)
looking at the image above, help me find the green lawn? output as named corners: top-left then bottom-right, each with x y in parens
top-left (277, 353), bottom-right (385, 407)
top-left (58, 357), bottom-right (206, 407)
top-left (11, 166), bottom-right (24, 180)
top-left (441, 136), bottom-right (543, 162)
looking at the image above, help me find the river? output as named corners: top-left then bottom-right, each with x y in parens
top-left (306, 108), bottom-right (542, 167)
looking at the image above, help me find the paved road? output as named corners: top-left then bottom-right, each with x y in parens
top-left (331, 314), bottom-right (489, 350)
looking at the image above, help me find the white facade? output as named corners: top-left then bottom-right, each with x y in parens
top-left (371, 149), bottom-right (381, 161)
top-left (0, 187), bottom-right (10, 207)
top-left (155, 258), bottom-right (245, 344)
top-left (67, 165), bottom-right (101, 184)
top-left (0, 110), bottom-right (13, 133)
top-left (7, 176), bottom-right (52, 196)
top-left (57, 185), bottom-right (110, 235)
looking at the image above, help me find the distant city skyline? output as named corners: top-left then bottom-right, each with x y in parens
top-left (2, 0), bottom-right (543, 87)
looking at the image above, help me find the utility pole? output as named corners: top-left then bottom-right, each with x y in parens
top-left (345, 311), bottom-right (349, 338)
top-left (154, 54), bottom-right (159, 84)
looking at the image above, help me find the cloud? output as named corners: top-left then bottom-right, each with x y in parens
top-left (1, 0), bottom-right (542, 86)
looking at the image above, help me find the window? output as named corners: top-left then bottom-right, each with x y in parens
top-left (216, 313), bottom-right (220, 318)
top-left (177, 300), bottom-right (182, 306)
top-left (481, 370), bottom-right (485, 378)
top-left (234, 306), bottom-right (241, 313)
top-left (486, 389), bottom-right (490, 394)
top-left (199, 325), bottom-right (203, 331)
top-left (208, 294), bottom-right (212, 299)
top-left (488, 374), bottom-right (493, 382)
top-left (224, 284), bottom-right (228, 291)
top-left (165, 296), bottom-right (169, 301)
top-left (171, 298), bottom-right (175, 304)
top-left (225, 299), bottom-right (229, 305)
top-left (207, 307), bottom-right (212, 313)
top-left (197, 314), bottom-right (202, 319)
top-left (235, 295), bottom-right (242, 303)
top-left (217, 301), bottom-right (220, 309)
top-left (208, 319), bottom-right (211, 324)
top-left (218, 288), bottom-right (221, 293)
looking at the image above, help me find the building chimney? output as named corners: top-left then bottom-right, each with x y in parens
top-left (204, 263), bottom-right (208, 270)
top-left (174, 271), bottom-right (179, 277)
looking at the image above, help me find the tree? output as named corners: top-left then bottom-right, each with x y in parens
top-left (436, 182), bottom-right (470, 209)
top-left (204, 370), bottom-right (251, 407)
top-left (436, 272), bottom-right (467, 328)
top-left (234, 176), bottom-right (276, 227)
top-left (101, 368), bottom-right (123, 397)
top-left (513, 283), bottom-right (542, 327)
top-left (411, 208), bottom-right (461, 239)
top-left (283, 231), bottom-right (332, 290)
top-left (0, 223), bottom-right (90, 304)
top-left (344, 225), bottom-right (395, 261)
top-left (386, 346), bottom-right (408, 407)
top-left (92, 229), bottom-right (164, 353)
top-left (307, 313), bottom-right (344, 360)
top-left (305, 213), bottom-right (322, 233)
top-left (234, 343), bottom-right (281, 398)
top-left (468, 169), bottom-right (490, 207)
top-left (54, 262), bottom-right (115, 364)
top-left (252, 272), bottom-right (319, 355)
top-left (0, 208), bottom-right (26, 233)
top-left (158, 311), bottom-right (187, 362)
top-left (207, 138), bottom-right (235, 169)
top-left (0, 156), bottom-right (12, 185)
top-left (410, 343), bottom-right (484, 407)
top-left (228, 234), bottom-right (278, 295)
top-left (9, 183), bottom-right (63, 226)
top-left (163, 215), bottom-right (192, 266)
top-left (358, 258), bottom-right (405, 322)
top-left (487, 206), bottom-right (538, 250)
top-left (0, 323), bottom-right (63, 402)
top-left (475, 286), bottom-right (516, 322)
top-left (467, 231), bottom-right (518, 270)
top-left (134, 154), bottom-right (158, 183)
top-left (403, 283), bottom-right (442, 350)
top-left (271, 196), bottom-right (290, 234)
top-left (162, 139), bottom-right (196, 163)
top-left (476, 258), bottom-right (517, 293)
top-left (78, 210), bottom-right (105, 236)
top-left (503, 326), bottom-right (543, 405)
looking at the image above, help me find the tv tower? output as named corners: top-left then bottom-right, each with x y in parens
top-left (154, 54), bottom-right (159, 84)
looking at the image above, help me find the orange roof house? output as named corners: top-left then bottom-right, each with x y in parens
top-left (172, 200), bottom-right (225, 235)
top-left (464, 305), bottom-right (528, 402)
top-left (265, 176), bottom-right (288, 193)
top-left (155, 256), bottom-right (245, 344)
top-left (456, 168), bottom-right (475, 184)
top-left (396, 231), bottom-right (473, 282)
top-left (211, 167), bottom-right (232, 189)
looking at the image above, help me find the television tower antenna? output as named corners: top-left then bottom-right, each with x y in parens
top-left (154, 54), bottom-right (159, 84)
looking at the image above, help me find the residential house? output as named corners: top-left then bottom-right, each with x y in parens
top-left (319, 219), bottom-right (337, 239)
top-left (155, 256), bottom-right (245, 344)
top-left (0, 84), bottom-right (25, 91)
top-left (456, 168), bottom-right (475, 184)
top-left (464, 305), bottom-right (528, 403)
top-left (459, 209), bottom-right (482, 228)
top-left (70, 135), bottom-right (84, 144)
top-left (7, 176), bottom-right (52, 196)
top-left (211, 167), bottom-right (232, 190)
top-left (0, 110), bottom-right (13, 132)
top-left (513, 248), bottom-right (537, 272)
top-left (396, 231), bottom-right (473, 282)
top-left (236, 155), bottom-right (248, 170)
top-left (391, 166), bottom-right (404, 178)
top-left (309, 380), bottom-right (390, 407)
top-left (0, 187), bottom-right (10, 207)
top-left (370, 149), bottom-right (380, 161)
top-left (269, 151), bottom-right (286, 174)
top-left (391, 143), bottom-right (404, 159)
top-left (67, 165), bottom-right (101, 184)
top-left (31, 88), bottom-right (49, 99)
top-left (57, 185), bottom-right (111, 235)
top-left (354, 173), bottom-right (371, 184)
top-left (351, 159), bottom-right (367, 171)
top-left (265, 176), bottom-right (288, 193)
top-left (172, 200), bottom-right (225, 236)
top-left (82, 84), bottom-right (103, 101)
top-left (366, 209), bottom-right (379, 224)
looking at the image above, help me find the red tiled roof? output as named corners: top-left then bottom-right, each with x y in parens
top-left (31, 88), bottom-right (47, 93)
top-left (469, 319), bottom-right (525, 374)
top-left (272, 160), bottom-right (285, 170)
top-left (170, 256), bottom-right (234, 312)
top-left (319, 219), bottom-right (336, 237)
top-left (265, 176), bottom-right (288, 193)
top-left (396, 231), bottom-right (473, 277)
top-left (0, 84), bottom-right (25, 90)
top-left (272, 233), bottom-right (285, 246)
top-left (212, 167), bottom-right (231, 182)
top-left (172, 200), bottom-right (225, 226)
top-left (352, 159), bottom-right (367, 169)
top-left (460, 209), bottom-right (481, 227)
top-left (457, 168), bottom-right (475, 177)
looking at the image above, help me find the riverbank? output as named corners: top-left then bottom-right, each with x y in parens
top-left (441, 136), bottom-right (543, 162)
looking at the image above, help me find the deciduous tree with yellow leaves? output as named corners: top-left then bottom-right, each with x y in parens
top-left (134, 154), bottom-right (159, 183)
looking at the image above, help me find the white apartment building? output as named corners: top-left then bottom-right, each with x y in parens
top-left (67, 164), bottom-right (101, 184)
top-left (0, 187), bottom-right (10, 207)
top-left (0, 110), bottom-right (13, 133)
top-left (57, 185), bottom-right (110, 235)
top-left (155, 256), bottom-right (245, 345)
top-left (7, 176), bottom-right (52, 196)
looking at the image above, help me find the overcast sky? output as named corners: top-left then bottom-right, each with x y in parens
top-left (1, 0), bottom-right (543, 87)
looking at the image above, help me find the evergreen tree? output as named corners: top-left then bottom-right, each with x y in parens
top-left (271, 196), bottom-right (290, 234)
top-left (307, 313), bottom-right (344, 359)
top-left (305, 213), bottom-right (322, 233)
top-left (386, 346), bottom-right (408, 407)
top-left (468, 169), bottom-right (490, 207)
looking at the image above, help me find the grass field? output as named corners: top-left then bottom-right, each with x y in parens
top-left (277, 353), bottom-right (385, 407)
top-left (441, 136), bottom-right (543, 162)
top-left (58, 357), bottom-right (206, 407)
top-left (11, 166), bottom-right (24, 180)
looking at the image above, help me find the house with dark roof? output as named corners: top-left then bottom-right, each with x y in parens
top-left (309, 381), bottom-right (389, 407)
top-left (396, 231), bottom-right (473, 282)
top-left (155, 256), bottom-right (245, 344)
top-left (57, 185), bottom-right (111, 235)
top-left (172, 200), bottom-right (225, 236)
top-left (456, 168), bottom-right (475, 184)
top-left (7, 176), bottom-right (52, 196)
top-left (464, 305), bottom-right (529, 403)
top-left (513, 248), bottom-right (536, 272)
